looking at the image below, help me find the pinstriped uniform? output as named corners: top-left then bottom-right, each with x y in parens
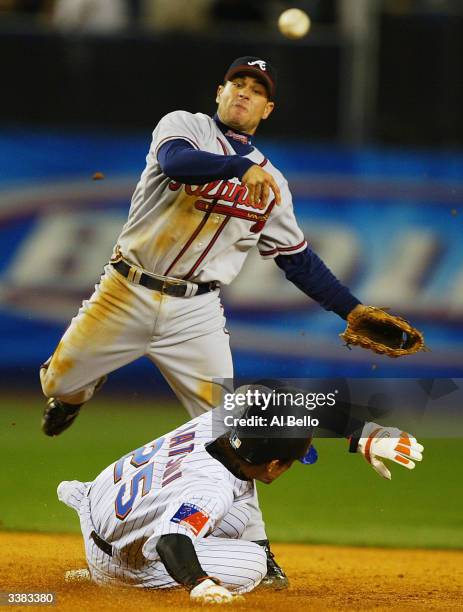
top-left (58, 410), bottom-right (267, 593)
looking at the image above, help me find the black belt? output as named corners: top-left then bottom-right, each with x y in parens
top-left (91, 530), bottom-right (113, 557)
top-left (111, 260), bottom-right (217, 297)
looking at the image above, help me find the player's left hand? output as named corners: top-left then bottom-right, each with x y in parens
top-left (356, 421), bottom-right (424, 480)
top-left (190, 578), bottom-right (242, 604)
top-left (340, 304), bottom-right (426, 358)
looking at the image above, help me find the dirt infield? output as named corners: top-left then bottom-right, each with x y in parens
top-left (1, 532), bottom-right (462, 611)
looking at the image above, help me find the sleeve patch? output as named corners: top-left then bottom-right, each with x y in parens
top-left (170, 503), bottom-right (210, 536)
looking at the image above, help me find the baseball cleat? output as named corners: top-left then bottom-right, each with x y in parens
top-left (42, 398), bottom-right (83, 436)
top-left (41, 375), bottom-right (107, 436)
top-left (255, 540), bottom-right (289, 590)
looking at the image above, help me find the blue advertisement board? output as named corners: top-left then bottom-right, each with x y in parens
top-left (1, 129), bottom-right (462, 383)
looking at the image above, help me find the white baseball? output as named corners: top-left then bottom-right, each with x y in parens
top-left (278, 8), bottom-right (311, 39)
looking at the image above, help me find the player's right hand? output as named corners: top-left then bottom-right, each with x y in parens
top-left (357, 422), bottom-right (424, 480)
top-left (190, 578), bottom-right (237, 604)
top-left (241, 165), bottom-right (282, 208)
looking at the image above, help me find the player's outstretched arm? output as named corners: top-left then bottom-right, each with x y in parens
top-left (349, 422), bottom-right (424, 480)
top-left (156, 534), bottom-right (236, 603)
top-left (275, 247), bottom-right (361, 319)
top-left (275, 249), bottom-right (425, 356)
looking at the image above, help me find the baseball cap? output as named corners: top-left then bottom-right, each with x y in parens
top-left (224, 56), bottom-right (277, 99)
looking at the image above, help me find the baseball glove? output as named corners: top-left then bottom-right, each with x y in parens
top-left (340, 306), bottom-right (427, 358)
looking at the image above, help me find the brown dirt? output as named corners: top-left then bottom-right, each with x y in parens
top-left (1, 532), bottom-right (462, 611)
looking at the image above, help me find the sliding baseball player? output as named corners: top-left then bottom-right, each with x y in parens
top-left (58, 385), bottom-right (424, 603)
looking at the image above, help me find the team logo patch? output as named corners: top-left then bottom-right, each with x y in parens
top-left (170, 503), bottom-right (209, 536)
top-left (230, 434), bottom-right (242, 449)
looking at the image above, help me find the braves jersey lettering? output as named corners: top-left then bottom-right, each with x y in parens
top-left (170, 179), bottom-right (268, 211)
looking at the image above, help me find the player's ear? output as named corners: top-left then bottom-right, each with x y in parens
top-left (216, 84), bottom-right (225, 104)
top-left (262, 101), bottom-right (275, 120)
top-left (266, 459), bottom-right (280, 475)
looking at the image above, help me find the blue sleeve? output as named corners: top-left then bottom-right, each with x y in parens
top-left (157, 138), bottom-right (255, 185)
top-left (275, 247), bottom-right (361, 320)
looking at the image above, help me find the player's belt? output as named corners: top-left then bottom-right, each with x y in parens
top-left (90, 530), bottom-right (113, 557)
top-left (111, 260), bottom-right (218, 297)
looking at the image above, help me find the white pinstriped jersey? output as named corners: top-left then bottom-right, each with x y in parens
top-left (116, 111), bottom-right (307, 284)
top-left (87, 409), bottom-right (254, 563)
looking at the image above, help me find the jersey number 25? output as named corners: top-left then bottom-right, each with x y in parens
top-left (113, 437), bottom-right (165, 520)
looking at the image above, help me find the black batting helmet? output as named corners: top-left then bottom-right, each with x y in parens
top-left (228, 382), bottom-right (313, 465)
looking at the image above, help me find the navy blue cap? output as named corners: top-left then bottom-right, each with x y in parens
top-left (224, 56), bottom-right (277, 99)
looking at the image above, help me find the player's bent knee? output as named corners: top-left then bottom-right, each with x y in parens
top-left (230, 544), bottom-right (267, 593)
top-left (197, 539), bottom-right (267, 593)
top-left (40, 369), bottom-right (64, 397)
top-left (253, 545), bottom-right (268, 584)
top-left (40, 365), bottom-right (75, 398)
top-left (40, 366), bottom-right (57, 397)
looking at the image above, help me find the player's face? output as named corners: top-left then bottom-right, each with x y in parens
top-left (216, 75), bottom-right (274, 135)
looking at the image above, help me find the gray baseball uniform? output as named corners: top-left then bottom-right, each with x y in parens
top-left (40, 110), bottom-right (306, 416)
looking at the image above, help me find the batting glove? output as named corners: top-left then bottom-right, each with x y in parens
top-left (356, 421), bottom-right (424, 480)
top-left (190, 578), bottom-right (237, 604)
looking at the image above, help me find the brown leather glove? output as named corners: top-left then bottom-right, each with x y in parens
top-left (340, 306), bottom-right (427, 358)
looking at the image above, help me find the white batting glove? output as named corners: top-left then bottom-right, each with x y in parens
top-left (190, 578), bottom-right (236, 604)
top-left (357, 422), bottom-right (424, 480)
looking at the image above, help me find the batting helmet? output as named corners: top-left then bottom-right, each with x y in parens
top-left (228, 382), bottom-right (313, 464)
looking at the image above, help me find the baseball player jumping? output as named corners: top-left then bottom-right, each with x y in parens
top-left (40, 56), bottom-right (424, 587)
top-left (58, 385), bottom-right (424, 603)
